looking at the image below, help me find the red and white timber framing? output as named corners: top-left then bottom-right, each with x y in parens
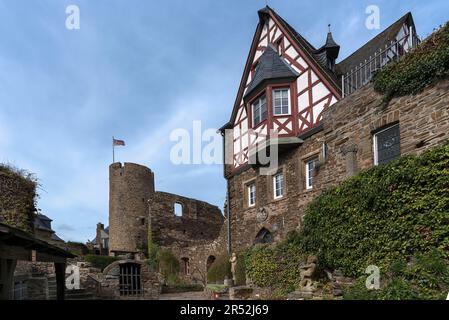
top-left (231, 11), bottom-right (341, 169)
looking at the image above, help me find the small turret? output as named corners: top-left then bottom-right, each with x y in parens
top-left (317, 24), bottom-right (340, 71)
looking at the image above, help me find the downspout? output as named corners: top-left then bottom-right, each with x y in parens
top-left (219, 126), bottom-right (232, 255)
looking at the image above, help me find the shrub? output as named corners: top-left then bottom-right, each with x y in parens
top-left (373, 21), bottom-right (449, 107)
top-left (245, 239), bottom-right (306, 295)
top-left (85, 255), bottom-right (118, 271)
top-left (157, 249), bottom-right (180, 284)
top-left (0, 164), bottom-right (37, 233)
top-left (145, 245), bottom-right (180, 286)
top-left (343, 249), bottom-right (449, 300)
top-left (207, 253), bottom-right (231, 284)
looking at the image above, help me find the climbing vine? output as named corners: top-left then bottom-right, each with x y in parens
top-left (0, 164), bottom-right (38, 233)
top-left (372, 21), bottom-right (449, 107)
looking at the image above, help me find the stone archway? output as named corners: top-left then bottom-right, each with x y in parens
top-left (254, 227), bottom-right (273, 244)
top-left (102, 259), bottom-right (160, 299)
top-left (206, 255), bottom-right (216, 271)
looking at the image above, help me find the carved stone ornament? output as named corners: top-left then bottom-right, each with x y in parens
top-left (256, 207), bottom-right (269, 222)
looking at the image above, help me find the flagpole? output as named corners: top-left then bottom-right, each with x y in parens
top-left (112, 136), bottom-right (115, 163)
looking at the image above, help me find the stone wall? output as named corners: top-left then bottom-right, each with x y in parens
top-left (149, 191), bottom-right (223, 247)
top-left (109, 162), bottom-right (155, 254)
top-left (0, 165), bottom-right (36, 233)
top-left (226, 80), bottom-right (449, 252)
top-left (99, 259), bottom-right (160, 300)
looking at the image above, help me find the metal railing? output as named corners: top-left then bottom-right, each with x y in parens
top-left (341, 30), bottom-right (420, 97)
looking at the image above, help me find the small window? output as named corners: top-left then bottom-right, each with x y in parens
top-left (272, 88), bottom-right (290, 115)
top-left (181, 257), bottom-right (190, 275)
top-left (276, 38), bottom-right (283, 55)
top-left (252, 95), bottom-right (267, 127)
top-left (174, 202), bottom-right (183, 217)
top-left (305, 158), bottom-right (318, 190)
top-left (373, 123), bottom-right (401, 166)
top-left (248, 183), bottom-right (256, 207)
top-left (273, 173), bottom-right (284, 199)
top-left (140, 218), bottom-right (145, 226)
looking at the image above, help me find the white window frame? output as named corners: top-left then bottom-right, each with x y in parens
top-left (273, 173), bottom-right (284, 199)
top-left (252, 95), bottom-right (267, 127)
top-left (305, 158), bottom-right (318, 190)
top-left (272, 88), bottom-right (291, 116)
top-left (248, 183), bottom-right (256, 207)
top-left (373, 123), bottom-right (400, 166)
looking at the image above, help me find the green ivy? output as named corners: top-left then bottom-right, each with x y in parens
top-left (343, 249), bottom-right (449, 300)
top-left (299, 142), bottom-right (449, 279)
top-left (372, 22), bottom-right (449, 107)
top-left (85, 255), bottom-right (118, 271)
top-left (245, 240), bottom-right (306, 295)
top-left (0, 164), bottom-right (37, 233)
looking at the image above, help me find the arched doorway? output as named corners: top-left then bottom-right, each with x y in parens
top-left (254, 228), bottom-right (273, 244)
top-left (206, 255), bottom-right (216, 271)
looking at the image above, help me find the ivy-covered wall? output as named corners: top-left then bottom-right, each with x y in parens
top-left (373, 22), bottom-right (449, 106)
top-left (0, 164), bottom-right (37, 233)
top-left (301, 143), bottom-right (449, 274)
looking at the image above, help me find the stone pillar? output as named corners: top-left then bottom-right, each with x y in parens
top-left (341, 144), bottom-right (358, 177)
top-left (96, 223), bottom-right (104, 254)
top-left (0, 258), bottom-right (17, 300)
top-left (54, 262), bottom-right (66, 300)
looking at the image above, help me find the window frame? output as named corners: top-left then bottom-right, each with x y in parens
top-left (305, 158), bottom-right (318, 190)
top-left (273, 172), bottom-right (284, 199)
top-left (248, 183), bottom-right (256, 207)
top-left (251, 94), bottom-right (267, 127)
top-left (373, 123), bottom-right (400, 166)
top-left (272, 88), bottom-right (291, 116)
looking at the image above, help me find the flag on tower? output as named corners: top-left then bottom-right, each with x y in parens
top-left (113, 138), bottom-right (125, 146)
top-left (112, 137), bottom-right (125, 163)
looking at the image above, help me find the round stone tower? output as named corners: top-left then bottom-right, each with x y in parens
top-left (109, 162), bottom-right (155, 255)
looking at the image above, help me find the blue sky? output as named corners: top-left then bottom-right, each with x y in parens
top-left (0, 0), bottom-right (447, 242)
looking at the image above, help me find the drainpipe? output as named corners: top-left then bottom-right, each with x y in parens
top-left (218, 126), bottom-right (232, 255)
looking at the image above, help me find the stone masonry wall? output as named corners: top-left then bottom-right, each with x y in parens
top-left (149, 191), bottom-right (223, 248)
top-left (226, 80), bottom-right (449, 252)
top-left (109, 162), bottom-right (155, 254)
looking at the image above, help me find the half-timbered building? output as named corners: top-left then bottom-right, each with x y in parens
top-left (219, 6), bottom-right (448, 252)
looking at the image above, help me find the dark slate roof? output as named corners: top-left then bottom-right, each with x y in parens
top-left (34, 214), bottom-right (53, 232)
top-left (244, 45), bottom-right (299, 98)
top-left (51, 233), bottom-right (64, 242)
top-left (0, 222), bottom-right (75, 258)
top-left (336, 12), bottom-right (414, 76)
top-left (268, 7), bottom-right (341, 87)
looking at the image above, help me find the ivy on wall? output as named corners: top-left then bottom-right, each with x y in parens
top-left (372, 21), bottom-right (449, 107)
top-left (0, 164), bottom-right (37, 233)
top-left (300, 142), bottom-right (449, 278)
top-left (243, 143), bottom-right (449, 299)
top-left (244, 240), bottom-right (306, 295)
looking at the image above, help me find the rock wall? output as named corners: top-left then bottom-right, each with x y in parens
top-left (226, 80), bottom-right (449, 251)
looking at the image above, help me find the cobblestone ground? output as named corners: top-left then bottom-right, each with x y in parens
top-left (159, 291), bottom-right (209, 300)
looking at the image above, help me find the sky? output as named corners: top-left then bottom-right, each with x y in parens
top-left (0, 0), bottom-right (447, 242)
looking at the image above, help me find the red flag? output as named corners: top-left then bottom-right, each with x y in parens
top-left (113, 138), bottom-right (125, 146)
